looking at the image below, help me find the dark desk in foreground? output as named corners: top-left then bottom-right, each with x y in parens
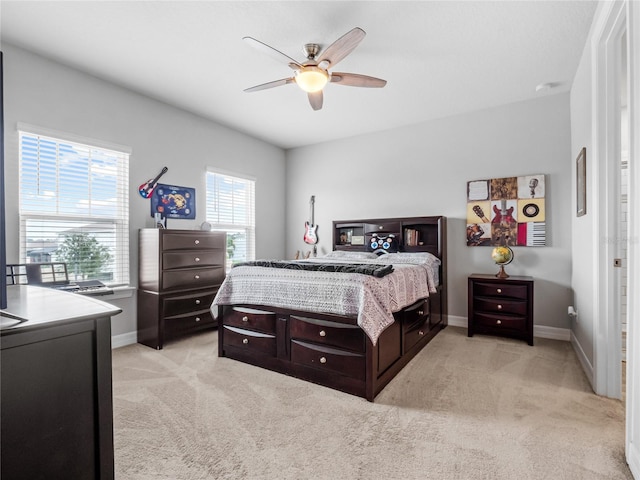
top-left (0, 285), bottom-right (121, 480)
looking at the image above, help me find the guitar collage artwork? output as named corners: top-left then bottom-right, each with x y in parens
top-left (466, 175), bottom-right (546, 247)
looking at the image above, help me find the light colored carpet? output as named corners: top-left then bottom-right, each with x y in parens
top-left (112, 326), bottom-right (632, 480)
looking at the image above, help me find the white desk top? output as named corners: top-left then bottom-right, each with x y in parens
top-left (0, 285), bottom-right (122, 332)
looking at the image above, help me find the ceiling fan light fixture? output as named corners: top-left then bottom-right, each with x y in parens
top-left (295, 66), bottom-right (329, 93)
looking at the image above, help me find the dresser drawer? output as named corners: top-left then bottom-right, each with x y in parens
top-left (223, 325), bottom-right (276, 357)
top-left (163, 290), bottom-right (217, 317)
top-left (224, 307), bottom-right (277, 334)
top-left (163, 251), bottom-right (225, 270)
top-left (162, 232), bottom-right (225, 251)
top-left (164, 310), bottom-right (215, 334)
top-left (291, 340), bottom-right (365, 379)
top-left (162, 266), bottom-right (225, 291)
top-left (473, 282), bottom-right (528, 300)
top-left (289, 316), bottom-right (364, 353)
top-left (474, 297), bottom-right (528, 316)
top-left (474, 312), bottom-right (526, 331)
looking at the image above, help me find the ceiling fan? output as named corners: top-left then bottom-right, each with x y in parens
top-left (243, 27), bottom-right (387, 111)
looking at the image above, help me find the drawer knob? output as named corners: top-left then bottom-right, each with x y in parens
top-left (195, 274), bottom-right (200, 280)
top-left (195, 317), bottom-right (201, 322)
top-left (195, 239), bottom-right (200, 245)
top-left (242, 316), bottom-right (249, 322)
top-left (497, 288), bottom-right (502, 294)
top-left (496, 320), bottom-right (502, 325)
top-left (195, 299), bottom-right (201, 305)
top-left (319, 330), bottom-right (326, 337)
top-left (418, 310), bottom-right (424, 316)
top-left (497, 304), bottom-right (502, 310)
top-left (195, 257), bottom-right (201, 262)
top-left (419, 330), bottom-right (425, 336)
top-left (242, 338), bottom-right (249, 344)
top-left (319, 356), bottom-right (327, 364)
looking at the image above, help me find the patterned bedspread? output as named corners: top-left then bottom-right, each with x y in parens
top-left (211, 254), bottom-right (440, 345)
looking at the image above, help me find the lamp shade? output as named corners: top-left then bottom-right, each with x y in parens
top-left (295, 67), bottom-right (329, 93)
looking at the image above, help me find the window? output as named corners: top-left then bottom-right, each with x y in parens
top-left (206, 170), bottom-right (255, 269)
top-left (19, 128), bottom-right (130, 286)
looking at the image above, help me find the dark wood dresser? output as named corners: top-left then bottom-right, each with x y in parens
top-left (468, 274), bottom-right (534, 345)
top-left (137, 229), bottom-right (226, 349)
top-left (1, 285), bottom-right (121, 480)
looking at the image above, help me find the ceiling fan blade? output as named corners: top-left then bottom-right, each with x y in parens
top-left (308, 91), bottom-right (323, 111)
top-left (317, 27), bottom-right (366, 69)
top-left (243, 36), bottom-right (302, 70)
top-left (244, 77), bottom-right (295, 93)
top-left (330, 72), bottom-right (387, 88)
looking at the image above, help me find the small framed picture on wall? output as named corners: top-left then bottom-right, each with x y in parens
top-left (576, 147), bottom-right (587, 217)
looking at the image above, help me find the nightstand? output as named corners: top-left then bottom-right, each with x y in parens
top-left (468, 274), bottom-right (534, 345)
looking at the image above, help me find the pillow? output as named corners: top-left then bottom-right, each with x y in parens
top-left (374, 252), bottom-right (441, 266)
top-left (323, 251), bottom-right (379, 260)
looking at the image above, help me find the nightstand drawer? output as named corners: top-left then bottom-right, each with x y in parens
top-left (474, 312), bottom-right (526, 330)
top-left (291, 340), bottom-right (365, 379)
top-left (224, 307), bottom-right (277, 334)
top-left (474, 297), bottom-right (528, 315)
top-left (473, 281), bottom-right (528, 300)
top-left (290, 316), bottom-right (364, 353)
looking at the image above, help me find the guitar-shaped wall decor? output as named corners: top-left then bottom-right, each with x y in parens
top-left (472, 205), bottom-right (490, 223)
top-left (303, 195), bottom-right (318, 245)
top-left (492, 199), bottom-right (516, 225)
top-left (138, 166), bottom-right (168, 198)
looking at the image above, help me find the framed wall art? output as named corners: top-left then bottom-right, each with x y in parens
top-left (576, 147), bottom-right (587, 217)
top-left (466, 174), bottom-right (546, 247)
top-left (150, 183), bottom-right (196, 219)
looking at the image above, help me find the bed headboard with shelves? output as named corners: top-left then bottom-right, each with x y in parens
top-left (332, 216), bottom-right (446, 259)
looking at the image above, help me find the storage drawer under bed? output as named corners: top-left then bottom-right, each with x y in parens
top-left (289, 315), bottom-right (365, 353)
top-left (291, 340), bottom-right (365, 379)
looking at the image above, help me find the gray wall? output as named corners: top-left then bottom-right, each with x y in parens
top-left (569, 32), bottom-right (596, 364)
top-left (285, 93), bottom-right (574, 330)
top-left (2, 44), bottom-right (287, 339)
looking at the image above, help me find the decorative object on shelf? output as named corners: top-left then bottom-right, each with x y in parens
top-left (200, 221), bottom-right (212, 231)
top-left (491, 245), bottom-right (514, 278)
top-left (150, 183), bottom-right (195, 219)
top-left (466, 174), bottom-right (546, 247)
top-left (576, 147), bottom-right (587, 217)
top-left (154, 212), bottom-right (166, 229)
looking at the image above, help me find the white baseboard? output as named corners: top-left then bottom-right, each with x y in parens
top-left (571, 330), bottom-right (595, 389)
top-left (112, 331), bottom-right (137, 349)
top-left (628, 439), bottom-right (640, 480)
top-left (447, 315), bottom-right (570, 341)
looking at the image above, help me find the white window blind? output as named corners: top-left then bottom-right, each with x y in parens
top-left (206, 170), bottom-right (255, 267)
top-left (19, 130), bottom-right (130, 285)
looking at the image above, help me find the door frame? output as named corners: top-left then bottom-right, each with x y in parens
top-left (592, 0), bottom-right (639, 476)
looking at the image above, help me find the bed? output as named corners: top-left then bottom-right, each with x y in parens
top-left (211, 215), bottom-right (447, 401)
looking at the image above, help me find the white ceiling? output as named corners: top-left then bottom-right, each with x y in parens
top-left (0, 1), bottom-right (597, 150)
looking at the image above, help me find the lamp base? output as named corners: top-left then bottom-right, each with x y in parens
top-left (496, 265), bottom-right (510, 279)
